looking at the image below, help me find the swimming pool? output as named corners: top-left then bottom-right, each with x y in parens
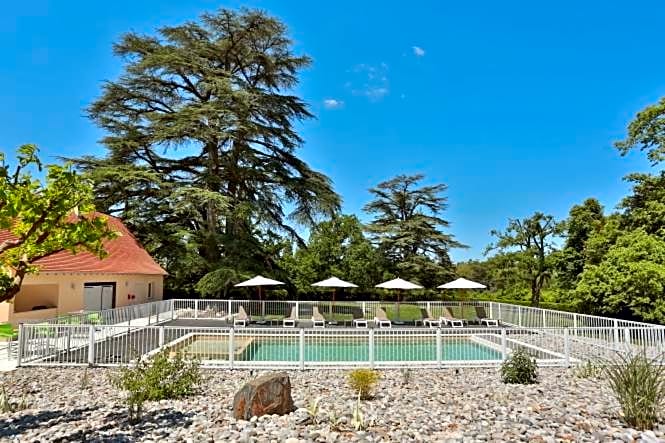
top-left (171, 335), bottom-right (502, 362)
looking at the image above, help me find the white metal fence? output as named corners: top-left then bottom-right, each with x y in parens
top-left (14, 298), bottom-right (664, 368)
top-left (16, 323), bottom-right (665, 369)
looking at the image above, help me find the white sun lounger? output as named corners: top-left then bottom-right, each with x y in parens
top-left (234, 306), bottom-right (249, 327)
top-left (283, 306), bottom-right (297, 328)
top-left (422, 308), bottom-right (442, 328)
top-left (312, 307), bottom-right (325, 329)
top-left (374, 307), bottom-right (392, 329)
top-left (440, 307), bottom-right (465, 328)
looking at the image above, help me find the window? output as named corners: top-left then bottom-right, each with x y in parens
top-left (148, 282), bottom-right (153, 299)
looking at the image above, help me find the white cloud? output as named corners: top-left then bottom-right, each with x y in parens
top-left (323, 99), bottom-right (344, 109)
top-left (347, 63), bottom-right (390, 101)
top-left (412, 46), bottom-right (425, 57)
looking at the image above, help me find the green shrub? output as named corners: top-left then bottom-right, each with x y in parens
top-left (112, 350), bottom-right (201, 423)
top-left (501, 348), bottom-right (538, 384)
top-left (605, 351), bottom-right (665, 430)
top-left (348, 368), bottom-right (380, 400)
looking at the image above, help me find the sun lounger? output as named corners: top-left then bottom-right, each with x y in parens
top-left (440, 307), bottom-right (465, 328)
top-left (312, 306), bottom-right (325, 329)
top-left (234, 306), bottom-right (250, 327)
top-left (283, 307), bottom-right (297, 328)
top-left (422, 308), bottom-right (442, 328)
top-left (374, 307), bottom-right (392, 329)
top-left (353, 313), bottom-right (368, 328)
top-left (474, 306), bottom-right (499, 326)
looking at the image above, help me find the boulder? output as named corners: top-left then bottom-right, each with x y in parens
top-left (233, 372), bottom-right (295, 420)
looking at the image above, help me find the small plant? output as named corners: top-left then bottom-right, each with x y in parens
top-left (0, 384), bottom-right (27, 413)
top-left (574, 360), bottom-right (603, 379)
top-left (500, 348), bottom-right (538, 384)
top-left (112, 350), bottom-right (201, 424)
top-left (327, 408), bottom-right (345, 431)
top-left (305, 396), bottom-right (322, 424)
top-left (400, 368), bottom-right (412, 387)
top-left (348, 368), bottom-right (380, 400)
top-left (80, 367), bottom-right (91, 391)
top-left (350, 393), bottom-right (366, 431)
top-left (604, 351), bottom-right (665, 430)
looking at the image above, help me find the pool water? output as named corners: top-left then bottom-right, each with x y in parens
top-left (176, 337), bottom-right (501, 362)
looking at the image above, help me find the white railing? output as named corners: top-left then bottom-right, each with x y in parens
top-left (21, 298), bottom-right (662, 330)
top-left (21, 299), bottom-right (174, 327)
top-left (17, 323), bottom-right (665, 369)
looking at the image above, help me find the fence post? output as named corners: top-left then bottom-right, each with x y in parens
top-left (573, 313), bottom-right (578, 337)
top-left (362, 302), bottom-right (366, 317)
top-left (171, 299), bottom-right (175, 320)
top-left (159, 326), bottom-right (165, 347)
top-left (563, 328), bottom-right (570, 367)
top-left (542, 310), bottom-right (546, 328)
top-left (299, 328), bottom-right (305, 370)
top-left (369, 329), bottom-right (375, 369)
top-left (229, 328), bottom-right (235, 369)
top-left (497, 303), bottom-right (502, 322)
top-left (194, 300), bottom-right (199, 320)
top-left (227, 299), bottom-right (232, 318)
top-left (501, 329), bottom-right (507, 360)
top-left (624, 328), bottom-right (631, 348)
top-left (16, 323), bottom-right (24, 367)
top-left (436, 328), bottom-right (442, 366)
top-left (613, 319), bottom-right (619, 348)
top-left (489, 302), bottom-right (493, 320)
top-left (517, 306), bottom-right (522, 327)
top-left (427, 302), bottom-right (431, 314)
top-left (88, 325), bottom-right (95, 366)
top-left (295, 301), bottom-right (300, 319)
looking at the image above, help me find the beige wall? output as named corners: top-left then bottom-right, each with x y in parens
top-left (13, 284), bottom-right (58, 313)
top-left (0, 273), bottom-right (164, 325)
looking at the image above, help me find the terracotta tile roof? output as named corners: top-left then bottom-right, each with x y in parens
top-left (0, 214), bottom-right (167, 275)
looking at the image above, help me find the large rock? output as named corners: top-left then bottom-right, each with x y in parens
top-left (233, 372), bottom-right (295, 420)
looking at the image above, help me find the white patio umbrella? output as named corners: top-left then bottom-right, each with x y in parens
top-left (437, 278), bottom-right (487, 290)
top-left (312, 277), bottom-right (358, 322)
top-left (438, 277), bottom-right (487, 317)
top-left (375, 278), bottom-right (423, 322)
top-left (235, 275), bottom-right (285, 320)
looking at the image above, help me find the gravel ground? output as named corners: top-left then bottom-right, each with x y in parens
top-left (0, 367), bottom-right (663, 442)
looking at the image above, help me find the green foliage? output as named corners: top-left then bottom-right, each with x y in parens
top-left (280, 215), bottom-right (384, 294)
top-left (556, 199), bottom-right (605, 289)
top-left (74, 8), bottom-right (340, 296)
top-left (615, 96), bottom-right (665, 165)
top-left (604, 351), bottom-right (665, 430)
top-left (500, 349), bottom-right (538, 384)
top-left (487, 212), bottom-right (563, 306)
top-left (575, 229), bottom-right (665, 323)
top-left (0, 145), bottom-right (116, 303)
top-left (348, 368), bottom-right (380, 400)
top-left (112, 351), bottom-right (201, 423)
top-left (364, 174), bottom-right (464, 287)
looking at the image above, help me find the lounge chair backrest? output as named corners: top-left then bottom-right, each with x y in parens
top-left (312, 306), bottom-right (324, 320)
top-left (375, 307), bottom-right (389, 320)
top-left (443, 307), bottom-right (457, 319)
top-left (288, 306), bottom-right (297, 319)
top-left (475, 306), bottom-right (488, 318)
top-left (237, 305), bottom-right (248, 319)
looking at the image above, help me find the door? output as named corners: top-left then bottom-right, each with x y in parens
top-left (83, 283), bottom-right (116, 311)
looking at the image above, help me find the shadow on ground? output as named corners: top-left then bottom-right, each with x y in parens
top-left (0, 406), bottom-right (195, 442)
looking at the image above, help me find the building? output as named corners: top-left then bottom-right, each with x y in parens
top-left (0, 214), bottom-right (167, 325)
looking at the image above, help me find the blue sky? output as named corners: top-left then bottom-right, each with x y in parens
top-left (1, 0), bottom-right (663, 261)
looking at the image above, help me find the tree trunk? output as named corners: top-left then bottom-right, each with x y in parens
top-left (530, 278), bottom-right (541, 307)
